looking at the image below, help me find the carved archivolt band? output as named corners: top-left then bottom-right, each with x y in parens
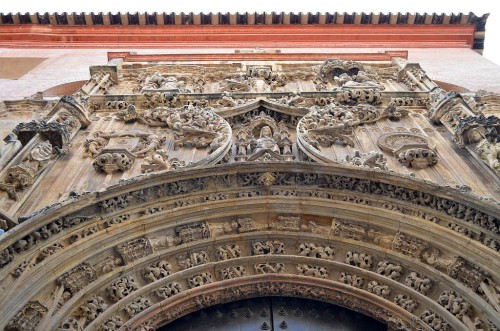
top-left (0, 162), bottom-right (498, 330)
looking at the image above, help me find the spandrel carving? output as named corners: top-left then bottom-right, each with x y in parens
top-left (164, 105), bottom-right (231, 153)
top-left (86, 131), bottom-right (166, 174)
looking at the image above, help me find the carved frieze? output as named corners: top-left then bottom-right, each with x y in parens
top-left (271, 215), bottom-right (301, 231)
top-left (57, 263), bottom-right (98, 295)
top-left (115, 237), bottom-right (153, 265)
top-left (175, 222), bottom-right (210, 243)
top-left (448, 257), bottom-right (488, 290)
top-left (392, 232), bottom-right (429, 259)
top-left (6, 301), bottom-right (48, 331)
top-left (331, 219), bottom-right (367, 240)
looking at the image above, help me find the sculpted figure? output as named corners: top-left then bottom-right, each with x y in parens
top-left (252, 126), bottom-right (280, 154)
top-left (423, 248), bottom-right (455, 270)
top-left (367, 229), bottom-right (394, 249)
top-left (0, 133), bottom-right (22, 169)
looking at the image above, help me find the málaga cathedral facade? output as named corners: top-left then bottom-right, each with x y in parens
top-left (0, 10), bottom-right (499, 331)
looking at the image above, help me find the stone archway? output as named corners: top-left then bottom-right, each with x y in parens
top-left (161, 296), bottom-right (386, 331)
top-left (0, 162), bottom-right (498, 331)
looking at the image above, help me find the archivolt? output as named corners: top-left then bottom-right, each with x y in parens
top-left (0, 162), bottom-right (498, 330)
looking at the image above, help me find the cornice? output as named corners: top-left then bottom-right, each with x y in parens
top-left (0, 11), bottom-right (487, 49)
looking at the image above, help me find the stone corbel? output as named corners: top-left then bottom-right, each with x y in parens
top-left (81, 59), bottom-right (121, 95)
top-left (398, 63), bottom-right (437, 92)
top-left (428, 91), bottom-right (475, 128)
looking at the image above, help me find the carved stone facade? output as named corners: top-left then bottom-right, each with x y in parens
top-left (0, 52), bottom-right (499, 331)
